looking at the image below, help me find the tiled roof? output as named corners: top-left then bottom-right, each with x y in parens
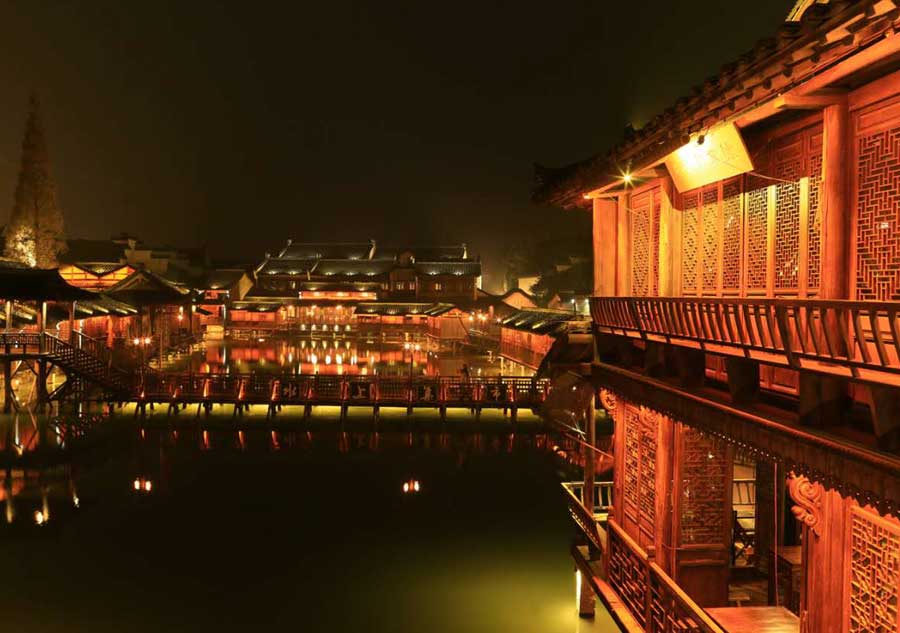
top-left (500, 309), bottom-right (582, 335)
top-left (380, 245), bottom-right (468, 261)
top-left (258, 258), bottom-right (393, 277)
top-left (533, 0), bottom-right (897, 206)
top-left (413, 261), bottom-right (481, 276)
top-left (0, 267), bottom-right (96, 301)
top-left (278, 241), bottom-right (374, 260)
top-left (355, 302), bottom-right (452, 316)
top-left (201, 268), bottom-right (247, 290)
top-left (72, 262), bottom-right (131, 276)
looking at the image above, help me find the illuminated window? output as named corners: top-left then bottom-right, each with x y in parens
top-left (435, 282), bottom-right (442, 291)
top-left (395, 282), bottom-right (405, 290)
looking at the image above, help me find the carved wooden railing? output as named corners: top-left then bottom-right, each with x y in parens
top-left (591, 296), bottom-right (900, 385)
top-left (607, 520), bottom-right (725, 633)
top-left (562, 481), bottom-right (612, 551)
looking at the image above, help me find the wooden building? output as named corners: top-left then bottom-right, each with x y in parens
top-left (241, 240), bottom-right (482, 332)
top-left (534, 2), bottom-right (900, 632)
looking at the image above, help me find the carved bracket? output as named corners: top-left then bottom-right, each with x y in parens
top-left (599, 388), bottom-right (617, 418)
top-left (789, 473), bottom-right (824, 537)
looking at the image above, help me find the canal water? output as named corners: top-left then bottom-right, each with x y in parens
top-left (0, 328), bottom-right (613, 631)
top-left (0, 427), bottom-right (613, 632)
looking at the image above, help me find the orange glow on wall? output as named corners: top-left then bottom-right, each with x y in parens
top-left (59, 264), bottom-right (135, 289)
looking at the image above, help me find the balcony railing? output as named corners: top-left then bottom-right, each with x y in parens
top-left (562, 481), bottom-right (613, 551)
top-left (607, 520), bottom-right (725, 633)
top-left (591, 296), bottom-right (900, 386)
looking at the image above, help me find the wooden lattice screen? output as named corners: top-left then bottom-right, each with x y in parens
top-left (853, 97), bottom-right (900, 301)
top-left (678, 429), bottom-right (730, 545)
top-left (678, 123), bottom-right (822, 298)
top-left (631, 187), bottom-right (661, 296)
top-left (846, 505), bottom-right (900, 633)
top-left (621, 402), bottom-right (657, 549)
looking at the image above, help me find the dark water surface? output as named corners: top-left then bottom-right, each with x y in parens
top-left (0, 429), bottom-right (612, 632)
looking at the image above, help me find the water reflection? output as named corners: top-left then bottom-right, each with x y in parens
top-left (0, 423), bottom-right (616, 632)
top-left (174, 336), bottom-right (513, 378)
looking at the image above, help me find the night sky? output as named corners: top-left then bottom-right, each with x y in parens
top-left (0, 1), bottom-right (790, 287)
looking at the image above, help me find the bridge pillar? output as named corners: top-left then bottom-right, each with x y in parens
top-left (3, 360), bottom-right (11, 414)
top-left (37, 359), bottom-right (49, 412)
top-left (577, 570), bottom-right (596, 618)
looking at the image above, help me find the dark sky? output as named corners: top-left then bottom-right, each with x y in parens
top-left (0, 1), bottom-right (791, 288)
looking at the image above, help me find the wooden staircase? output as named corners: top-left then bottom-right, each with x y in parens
top-left (0, 331), bottom-right (134, 398)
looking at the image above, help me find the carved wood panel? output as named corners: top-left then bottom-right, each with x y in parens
top-left (682, 192), bottom-right (700, 295)
top-left (722, 179), bottom-right (742, 292)
top-left (632, 190), bottom-right (653, 297)
top-left (702, 187), bottom-right (720, 293)
top-left (621, 402), bottom-right (658, 548)
top-left (847, 506), bottom-right (900, 633)
top-left (855, 124), bottom-right (900, 301)
top-left (679, 429), bottom-right (729, 545)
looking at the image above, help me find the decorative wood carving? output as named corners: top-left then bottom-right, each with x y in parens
top-left (680, 429), bottom-right (730, 545)
top-left (592, 361), bottom-right (900, 516)
top-left (599, 388), bottom-right (616, 417)
top-left (855, 124), bottom-right (900, 301)
top-left (847, 506), bottom-right (900, 633)
top-left (788, 472), bottom-right (824, 537)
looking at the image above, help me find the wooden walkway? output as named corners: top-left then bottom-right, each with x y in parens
top-left (133, 373), bottom-right (551, 419)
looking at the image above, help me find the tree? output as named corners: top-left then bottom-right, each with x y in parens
top-left (4, 94), bottom-right (66, 268)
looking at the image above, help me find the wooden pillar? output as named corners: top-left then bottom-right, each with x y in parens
top-left (657, 178), bottom-right (676, 296)
top-left (37, 301), bottom-right (46, 354)
top-left (582, 394), bottom-right (595, 527)
top-left (577, 570), bottom-right (595, 618)
top-left (3, 360), bottom-right (11, 414)
top-left (787, 474), bottom-right (851, 633)
top-left (801, 100), bottom-right (851, 429)
top-left (593, 198), bottom-right (617, 296)
top-left (106, 314), bottom-right (114, 348)
top-left (4, 300), bottom-right (10, 333)
top-left (820, 100), bottom-right (850, 301)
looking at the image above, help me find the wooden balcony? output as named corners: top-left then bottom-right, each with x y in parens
top-left (591, 296), bottom-right (900, 387)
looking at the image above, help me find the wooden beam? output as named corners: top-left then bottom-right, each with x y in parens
top-left (773, 93), bottom-right (848, 110)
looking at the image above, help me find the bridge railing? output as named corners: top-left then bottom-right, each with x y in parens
top-left (132, 373), bottom-right (551, 408)
top-left (591, 296), bottom-right (900, 385)
top-left (0, 331), bottom-right (42, 354)
top-left (562, 481), bottom-right (613, 552)
top-left (606, 520), bottom-right (725, 633)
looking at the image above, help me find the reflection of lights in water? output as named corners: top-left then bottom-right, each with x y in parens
top-left (575, 570), bottom-right (582, 608)
top-left (34, 511), bottom-right (45, 526)
top-left (402, 479), bottom-right (421, 494)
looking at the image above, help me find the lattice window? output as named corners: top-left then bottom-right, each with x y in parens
top-left (622, 403), bottom-right (657, 547)
top-left (682, 192), bottom-right (700, 293)
top-left (808, 151), bottom-right (823, 291)
top-left (632, 194), bottom-right (652, 296)
top-left (847, 506), bottom-right (900, 633)
top-left (746, 176), bottom-right (769, 293)
top-left (680, 429), bottom-right (729, 545)
top-left (637, 410), bottom-right (657, 541)
top-left (702, 187), bottom-right (720, 292)
top-left (856, 125), bottom-right (900, 301)
top-left (722, 179), bottom-right (742, 291)
top-left (775, 158), bottom-right (802, 290)
top-left (623, 406), bottom-right (641, 524)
